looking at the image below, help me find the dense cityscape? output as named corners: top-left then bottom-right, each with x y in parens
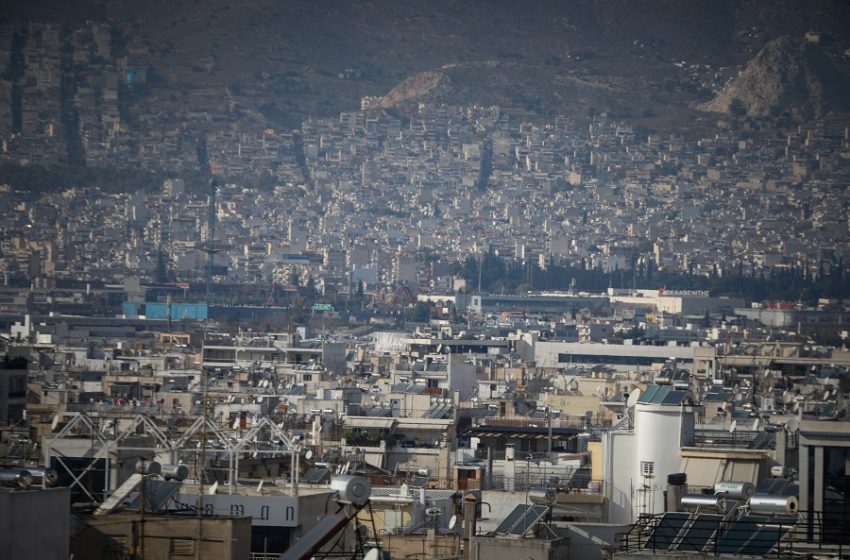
top-left (2, 3), bottom-right (850, 560)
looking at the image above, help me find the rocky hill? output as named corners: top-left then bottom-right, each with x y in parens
top-left (700, 35), bottom-right (850, 120)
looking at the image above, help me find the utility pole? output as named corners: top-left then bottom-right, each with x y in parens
top-left (205, 177), bottom-right (218, 304)
top-left (477, 251), bottom-right (482, 294)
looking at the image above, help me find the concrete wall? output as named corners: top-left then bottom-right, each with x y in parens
top-left (471, 534), bottom-right (569, 560)
top-left (292, 490), bottom-right (340, 543)
top-left (448, 354), bottom-right (476, 400)
top-left (562, 522), bottom-right (630, 560)
top-left (602, 429), bottom-right (636, 524)
top-left (321, 341), bottom-right (347, 375)
top-left (71, 513), bottom-right (251, 560)
top-left (382, 532), bottom-right (461, 559)
top-left (0, 487), bottom-right (71, 560)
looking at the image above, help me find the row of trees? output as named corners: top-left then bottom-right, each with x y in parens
top-left (451, 253), bottom-right (850, 303)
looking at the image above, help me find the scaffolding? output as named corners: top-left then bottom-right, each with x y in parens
top-left (46, 411), bottom-right (298, 503)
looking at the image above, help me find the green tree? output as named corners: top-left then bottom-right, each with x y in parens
top-left (405, 301), bottom-right (431, 323)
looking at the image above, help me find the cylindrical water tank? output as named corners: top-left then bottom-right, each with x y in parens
top-left (713, 481), bottom-right (755, 499)
top-left (135, 460), bottom-right (162, 476)
top-left (634, 403), bottom-right (688, 515)
top-left (681, 493), bottom-right (727, 512)
top-left (161, 464), bottom-right (189, 481)
top-left (529, 488), bottom-right (556, 505)
top-left (22, 466), bottom-right (58, 487)
top-left (0, 469), bottom-right (33, 489)
top-left (330, 475), bottom-right (371, 505)
top-left (749, 494), bottom-right (798, 515)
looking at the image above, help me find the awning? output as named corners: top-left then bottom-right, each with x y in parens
top-left (363, 452), bottom-right (384, 469)
top-left (679, 456), bottom-right (761, 489)
top-left (721, 459), bottom-right (760, 484)
top-left (344, 416), bottom-right (394, 429)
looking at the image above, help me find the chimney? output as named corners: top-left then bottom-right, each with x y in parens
top-left (463, 493), bottom-right (478, 560)
top-left (666, 472), bottom-right (687, 512)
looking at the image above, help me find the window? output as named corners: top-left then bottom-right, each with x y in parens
top-left (822, 446), bottom-right (850, 544)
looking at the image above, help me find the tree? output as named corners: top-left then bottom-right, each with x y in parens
top-left (729, 98), bottom-right (748, 118)
top-left (405, 301), bottom-right (431, 323)
top-left (305, 275), bottom-right (318, 298)
top-left (288, 268), bottom-right (300, 287)
top-left (154, 247), bottom-right (169, 283)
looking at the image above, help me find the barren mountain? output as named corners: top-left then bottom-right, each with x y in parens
top-left (2, 0), bottom-right (850, 132)
top-left (700, 36), bottom-right (850, 120)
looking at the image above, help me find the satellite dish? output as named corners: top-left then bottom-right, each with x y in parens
top-left (448, 515), bottom-right (457, 530)
top-left (305, 450), bottom-right (313, 460)
top-left (364, 550), bottom-right (380, 560)
top-left (626, 388), bottom-right (641, 408)
top-left (51, 414), bottom-right (60, 431)
top-left (729, 420), bottom-right (737, 433)
top-left (207, 481), bottom-right (218, 495)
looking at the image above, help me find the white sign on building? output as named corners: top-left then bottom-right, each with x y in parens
top-left (194, 494), bottom-right (299, 527)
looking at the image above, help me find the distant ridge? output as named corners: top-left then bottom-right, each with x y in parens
top-left (700, 35), bottom-right (850, 120)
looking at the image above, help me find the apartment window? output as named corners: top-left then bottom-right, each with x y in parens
top-left (822, 446), bottom-right (850, 544)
